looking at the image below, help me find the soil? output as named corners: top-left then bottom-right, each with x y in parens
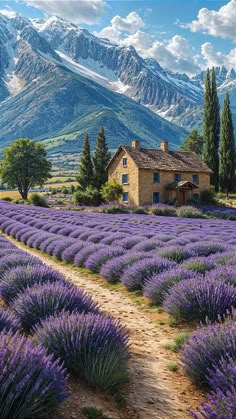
top-left (6, 237), bottom-right (205, 419)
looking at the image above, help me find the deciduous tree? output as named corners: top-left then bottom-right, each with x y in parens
top-left (0, 138), bottom-right (51, 200)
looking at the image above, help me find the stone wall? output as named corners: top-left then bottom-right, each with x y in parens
top-left (108, 150), bottom-right (211, 206)
top-left (108, 149), bottom-right (139, 205)
top-left (139, 170), bottom-right (211, 205)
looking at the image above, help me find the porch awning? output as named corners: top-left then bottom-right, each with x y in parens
top-left (166, 181), bottom-right (199, 190)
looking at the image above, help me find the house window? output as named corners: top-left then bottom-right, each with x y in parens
top-left (153, 192), bottom-right (160, 204)
top-left (122, 192), bottom-right (129, 203)
top-left (192, 175), bottom-right (199, 185)
top-left (122, 174), bottom-right (128, 184)
top-left (193, 193), bottom-right (199, 201)
top-left (153, 173), bottom-right (160, 183)
top-left (122, 158), bottom-right (127, 168)
top-left (175, 173), bottom-right (181, 182)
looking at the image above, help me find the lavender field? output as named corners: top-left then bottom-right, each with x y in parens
top-left (0, 201), bottom-right (236, 418)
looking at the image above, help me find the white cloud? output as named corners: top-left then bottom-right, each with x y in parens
top-left (95, 11), bottom-right (144, 43)
top-left (96, 12), bottom-right (199, 75)
top-left (201, 42), bottom-right (236, 69)
top-left (111, 12), bottom-right (144, 34)
top-left (121, 32), bottom-right (200, 75)
top-left (147, 36), bottom-right (200, 75)
top-left (0, 8), bottom-right (17, 18)
top-left (182, 0), bottom-right (236, 42)
top-left (23, 0), bottom-right (106, 24)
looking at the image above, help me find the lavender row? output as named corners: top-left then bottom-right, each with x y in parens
top-left (0, 236), bottom-right (130, 417)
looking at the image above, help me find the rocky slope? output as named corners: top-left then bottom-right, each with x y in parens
top-left (0, 13), bottom-right (235, 157)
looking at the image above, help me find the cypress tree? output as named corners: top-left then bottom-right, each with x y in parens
top-left (180, 129), bottom-right (204, 156)
top-left (211, 67), bottom-right (220, 191)
top-left (76, 133), bottom-right (93, 190)
top-left (93, 126), bottom-right (111, 190)
top-left (219, 93), bottom-right (235, 197)
top-left (202, 67), bottom-right (220, 190)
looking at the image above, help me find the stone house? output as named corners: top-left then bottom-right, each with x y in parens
top-left (107, 140), bottom-right (211, 206)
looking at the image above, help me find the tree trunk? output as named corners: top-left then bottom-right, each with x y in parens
top-left (19, 189), bottom-right (28, 200)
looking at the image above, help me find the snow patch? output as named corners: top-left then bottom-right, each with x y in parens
top-left (56, 50), bottom-right (130, 94)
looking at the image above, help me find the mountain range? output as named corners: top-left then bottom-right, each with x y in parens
top-left (0, 13), bottom-right (235, 160)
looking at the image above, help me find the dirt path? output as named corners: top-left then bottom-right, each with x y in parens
top-left (8, 238), bottom-right (203, 419)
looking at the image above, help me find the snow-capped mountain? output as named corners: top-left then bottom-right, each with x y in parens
top-left (0, 13), bottom-right (235, 156)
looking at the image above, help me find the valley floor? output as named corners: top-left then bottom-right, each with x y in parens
top-left (6, 236), bottom-right (204, 419)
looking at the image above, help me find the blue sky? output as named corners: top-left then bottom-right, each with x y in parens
top-left (0, 0), bottom-right (235, 75)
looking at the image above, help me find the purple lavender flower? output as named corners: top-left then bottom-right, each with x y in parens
top-left (164, 277), bottom-right (236, 322)
top-left (100, 252), bottom-right (151, 283)
top-left (74, 244), bottom-right (105, 267)
top-left (61, 241), bottom-right (85, 263)
top-left (34, 312), bottom-right (130, 391)
top-left (158, 245), bottom-right (193, 263)
top-left (186, 242), bottom-right (229, 257)
top-left (52, 239), bottom-right (76, 259)
top-left (0, 331), bottom-right (68, 418)
top-left (0, 264), bottom-right (66, 304)
top-left (143, 267), bottom-right (196, 305)
top-left (0, 253), bottom-right (41, 277)
top-left (182, 321), bottom-right (236, 386)
top-left (11, 281), bottom-right (100, 332)
top-left (0, 307), bottom-right (21, 333)
top-left (182, 257), bottom-right (215, 274)
top-left (85, 246), bottom-right (125, 273)
top-left (121, 258), bottom-right (176, 291)
top-left (207, 266), bottom-right (236, 287)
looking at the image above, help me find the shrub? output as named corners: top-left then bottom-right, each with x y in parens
top-left (212, 252), bottom-right (236, 266)
top-left (0, 254), bottom-right (41, 277)
top-left (121, 258), bottom-right (176, 291)
top-left (133, 239), bottom-right (163, 252)
top-left (143, 268), bottom-right (195, 305)
top-left (164, 277), bottom-right (236, 322)
top-left (74, 187), bottom-right (101, 206)
top-left (177, 206), bottom-right (205, 218)
top-left (85, 246), bottom-right (125, 273)
top-left (181, 321), bottom-right (236, 386)
top-left (34, 312), bottom-right (130, 391)
top-left (208, 266), bottom-right (236, 287)
top-left (74, 244), bottom-right (105, 267)
top-left (61, 241), bottom-right (85, 263)
top-left (0, 264), bottom-right (66, 304)
top-left (151, 206), bottom-right (177, 217)
top-left (191, 388), bottom-right (236, 418)
top-left (52, 239), bottom-right (76, 259)
top-left (101, 179), bottom-right (123, 203)
top-left (11, 281), bottom-right (100, 332)
top-left (207, 356), bottom-right (236, 391)
top-left (191, 357), bottom-right (236, 418)
top-left (158, 246), bottom-right (193, 263)
top-left (0, 307), bottom-right (21, 333)
top-left (29, 193), bottom-right (48, 207)
top-left (100, 252), bottom-right (150, 284)
top-left (186, 242), bottom-right (228, 257)
top-left (182, 257), bottom-right (215, 274)
top-left (0, 331), bottom-right (68, 418)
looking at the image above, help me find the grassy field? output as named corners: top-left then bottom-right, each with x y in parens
top-left (0, 181), bottom-right (77, 200)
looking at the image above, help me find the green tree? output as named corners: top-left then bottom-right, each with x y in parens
top-left (211, 67), bottom-right (220, 190)
top-left (76, 133), bottom-right (93, 190)
top-left (219, 93), bottom-right (235, 197)
top-left (93, 126), bottom-right (111, 190)
top-left (0, 138), bottom-right (51, 200)
top-left (180, 129), bottom-right (204, 156)
top-left (101, 179), bottom-right (123, 203)
top-left (202, 67), bottom-right (220, 190)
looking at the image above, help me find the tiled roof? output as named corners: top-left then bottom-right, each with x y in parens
top-left (116, 146), bottom-right (212, 173)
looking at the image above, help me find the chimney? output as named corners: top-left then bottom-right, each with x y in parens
top-left (160, 140), bottom-right (169, 152)
top-left (132, 140), bottom-right (140, 149)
